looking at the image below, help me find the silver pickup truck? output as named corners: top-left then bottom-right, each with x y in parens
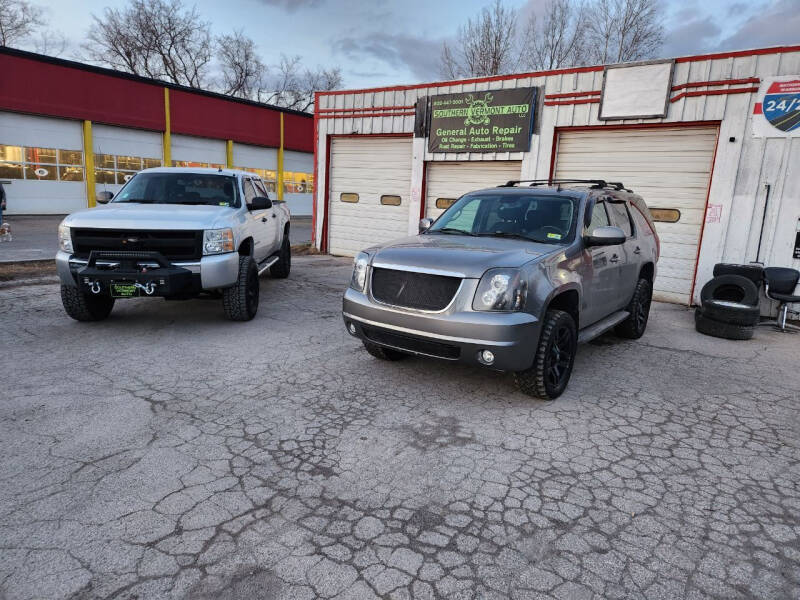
top-left (343, 180), bottom-right (659, 400)
top-left (56, 167), bottom-right (291, 321)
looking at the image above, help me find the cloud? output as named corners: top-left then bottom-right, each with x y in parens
top-left (256, 0), bottom-right (324, 11)
top-left (333, 32), bottom-right (444, 81)
top-left (662, 14), bottom-right (722, 57)
top-left (718, 0), bottom-right (800, 50)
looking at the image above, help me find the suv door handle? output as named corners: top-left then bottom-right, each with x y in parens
top-left (261, 216), bottom-right (268, 223)
top-left (272, 213), bottom-right (277, 219)
top-left (633, 246), bottom-right (641, 255)
top-left (609, 254), bottom-right (620, 263)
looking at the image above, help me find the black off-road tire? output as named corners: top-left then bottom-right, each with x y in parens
top-left (701, 299), bottom-right (760, 326)
top-left (362, 340), bottom-right (408, 361)
top-left (700, 275), bottom-right (759, 306)
top-left (514, 309), bottom-right (577, 400)
top-left (694, 308), bottom-right (754, 340)
top-left (712, 263), bottom-right (764, 287)
top-left (270, 234), bottom-right (291, 279)
top-left (60, 285), bottom-right (115, 321)
top-left (615, 277), bottom-right (652, 339)
top-left (222, 256), bottom-right (259, 321)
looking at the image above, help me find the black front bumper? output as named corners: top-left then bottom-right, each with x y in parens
top-left (76, 251), bottom-right (199, 298)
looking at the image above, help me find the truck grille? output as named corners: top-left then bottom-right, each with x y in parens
top-left (371, 267), bottom-right (461, 311)
top-left (71, 228), bottom-right (203, 261)
top-left (362, 326), bottom-right (460, 360)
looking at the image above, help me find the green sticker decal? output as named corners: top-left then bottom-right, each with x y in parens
top-left (218, 202), bottom-right (229, 206)
top-left (547, 232), bottom-right (562, 240)
top-left (111, 282), bottom-right (138, 298)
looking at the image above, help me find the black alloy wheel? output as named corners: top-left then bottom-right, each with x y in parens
top-left (514, 309), bottom-right (577, 400)
top-left (546, 324), bottom-right (575, 390)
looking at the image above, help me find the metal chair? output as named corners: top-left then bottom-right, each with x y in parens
top-left (760, 267), bottom-right (800, 332)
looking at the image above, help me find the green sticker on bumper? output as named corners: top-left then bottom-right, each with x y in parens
top-left (111, 282), bottom-right (138, 298)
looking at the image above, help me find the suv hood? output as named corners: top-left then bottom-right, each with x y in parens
top-left (370, 234), bottom-right (560, 278)
top-left (62, 203), bottom-right (234, 230)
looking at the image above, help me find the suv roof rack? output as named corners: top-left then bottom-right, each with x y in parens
top-left (500, 179), bottom-right (631, 192)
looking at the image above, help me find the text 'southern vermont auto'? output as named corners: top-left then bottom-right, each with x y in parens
top-left (342, 180), bottom-right (659, 400)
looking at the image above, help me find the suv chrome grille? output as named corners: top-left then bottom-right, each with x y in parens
top-left (371, 267), bottom-right (461, 311)
top-left (71, 228), bottom-right (203, 261)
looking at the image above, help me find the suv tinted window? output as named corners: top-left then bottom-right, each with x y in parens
top-left (588, 200), bottom-right (610, 231)
top-left (607, 201), bottom-right (633, 237)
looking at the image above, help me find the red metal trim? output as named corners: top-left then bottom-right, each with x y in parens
top-left (544, 90), bottom-right (601, 99)
top-left (318, 110), bottom-right (415, 120)
top-left (554, 120), bottom-right (722, 134)
top-left (670, 86), bottom-right (759, 103)
top-left (674, 45), bottom-right (800, 64)
top-left (318, 105), bottom-right (414, 114)
top-left (688, 126), bottom-right (721, 305)
top-left (311, 92), bottom-right (319, 246)
top-left (548, 127), bottom-right (559, 182)
top-left (544, 98), bottom-right (601, 106)
top-left (671, 77), bottom-right (760, 91)
top-left (320, 133), bottom-right (414, 253)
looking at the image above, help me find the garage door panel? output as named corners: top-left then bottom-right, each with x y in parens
top-left (555, 126), bottom-right (717, 304)
top-left (425, 161), bottom-right (521, 219)
top-left (329, 137), bottom-right (412, 257)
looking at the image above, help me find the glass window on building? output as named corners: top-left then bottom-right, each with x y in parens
top-left (283, 171), bottom-right (313, 194)
top-left (95, 154), bottom-right (160, 185)
top-left (0, 143), bottom-right (85, 181)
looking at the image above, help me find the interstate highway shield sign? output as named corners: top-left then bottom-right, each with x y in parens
top-left (763, 79), bottom-right (800, 132)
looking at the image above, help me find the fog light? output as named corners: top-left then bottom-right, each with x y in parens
top-left (479, 350), bottom-right (495, 365)
top-left (347, 322), bottom-right (357, 335)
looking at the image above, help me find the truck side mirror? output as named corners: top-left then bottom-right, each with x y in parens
top-left (249, 196), bottom-right (272, 210)
top-left (419, 218), bottom-right (433, 233)
top-left (96, 191), bottom-right (113, 204)
top-left (585, 225), bottom-right (626, 247)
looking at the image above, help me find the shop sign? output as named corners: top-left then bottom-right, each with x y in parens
top-left (753, 77), bottom-right (800, 137)
top-left (427, 88), bottom-right (537, 153)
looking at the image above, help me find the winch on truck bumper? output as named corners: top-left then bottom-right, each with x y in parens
top-left (75, 250), bottom-right (195, 298)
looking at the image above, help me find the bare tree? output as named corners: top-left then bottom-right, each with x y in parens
top-left (584, 0), bottom-right (664, 64)
top-left (258, 54), bottom-right (342, 112)
top-left (440, 0), bottom-right (519, 78)
top-left (0, 0), bottom-right (45, 47)
top-left (217, 30), bottom-right (265, 98)
top-left (521, 0), bottom-right (587, 71)
top-left (85, 0), bottom-right (213, 88)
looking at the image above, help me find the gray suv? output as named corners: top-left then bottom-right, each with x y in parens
top-left (342, 180), bottom-right (659, 400)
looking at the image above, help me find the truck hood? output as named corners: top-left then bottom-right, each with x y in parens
top-left (62, 203), bottom-right (235, 230)
top-left (370, 234), bottom-right (560, 278)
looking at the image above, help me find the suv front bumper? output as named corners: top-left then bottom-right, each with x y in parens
top-left (57, 250), bottom-right (240, 293)
top-left (342, 287), bottom-right (540, 371)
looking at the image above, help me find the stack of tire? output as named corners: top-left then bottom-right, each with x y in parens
top-left (695, 263), bottom-right (763, 340)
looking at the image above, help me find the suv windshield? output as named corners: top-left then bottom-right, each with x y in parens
top-left (112, 173), bottom-right (240, 207)
top-left (428, 193), bottom-right (577, 243)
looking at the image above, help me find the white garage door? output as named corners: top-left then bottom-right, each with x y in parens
top-left (329, 137), bottom-right (412, 257)
top-left (425, 161), bottom-right (522, 219)
top-left (554, 127), bottom-right (718, 304)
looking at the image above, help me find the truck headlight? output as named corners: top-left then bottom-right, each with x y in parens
top-left (58, 223), bottom-right (73, 253)
top-left (473, 268), bottom-right (527, 311)
top-left (203, 228), bottom-right (234, 255)
top-left (350, 252), bottom-right (369, 292)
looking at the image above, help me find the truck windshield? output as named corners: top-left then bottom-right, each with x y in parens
top-left (112, 173), bottom-right (240, 207)
top-left (428, 193), bottom-right (577, 244)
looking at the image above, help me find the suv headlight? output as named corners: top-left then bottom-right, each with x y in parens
top-left (203, 228), bottom-right (234, 255)
top-left (350, 252), bottom-right (369, 291)
top-left (473, 268), bottom-right (527, 311)
top-left (58, 223), bottom-right (73, 253)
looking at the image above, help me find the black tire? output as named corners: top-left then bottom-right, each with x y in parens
top-left (514, 309), bottom-right (577, 400)
top-left (694, 308), bottom-right (754, 340)
top-left (362, 340), bottom-right (408, 361)
top-left (700, 275), bottom-right (759, 306)
top-left (615, 277), bottom-right (652, 339)
top-left (222, 255), bottom-right (259, 321)
top-left (270, 234), bottom-right (291, 279)
top-left (713, 263), bottom-right (764, 287)
top-left (60, 285), bottom-right (115, 321)
top-left (701, 299), bottom-right (760, 326)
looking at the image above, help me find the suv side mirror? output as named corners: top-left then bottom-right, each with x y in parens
top-left (585, 225), bottom-right (626, 247)
top-left (419, 218), bottom-right (433, 233)
top-left (249, 196), bottom-right (272, 211)
top-left (96, 191), bottom-right (113, 204)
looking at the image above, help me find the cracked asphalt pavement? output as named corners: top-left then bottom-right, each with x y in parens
top-left (1, 255), bottom-right (799, 600)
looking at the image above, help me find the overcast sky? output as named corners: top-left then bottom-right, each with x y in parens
top-left (37, 0), bottom-right (800, 89)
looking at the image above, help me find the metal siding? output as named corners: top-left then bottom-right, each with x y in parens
top-left (92, 124), bottom-right (162, 159)
top-left (328, 137), bottom-right (413, 256)
top-left (170, 134), bottom-right (226, 164)
top-left (555, 126), bottom-right (718, 304)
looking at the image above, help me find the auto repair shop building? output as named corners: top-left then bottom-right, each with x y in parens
top-left (312, 45), bottom-right (800, 306)
top-left (0, 47), bottom-right (314, 216)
